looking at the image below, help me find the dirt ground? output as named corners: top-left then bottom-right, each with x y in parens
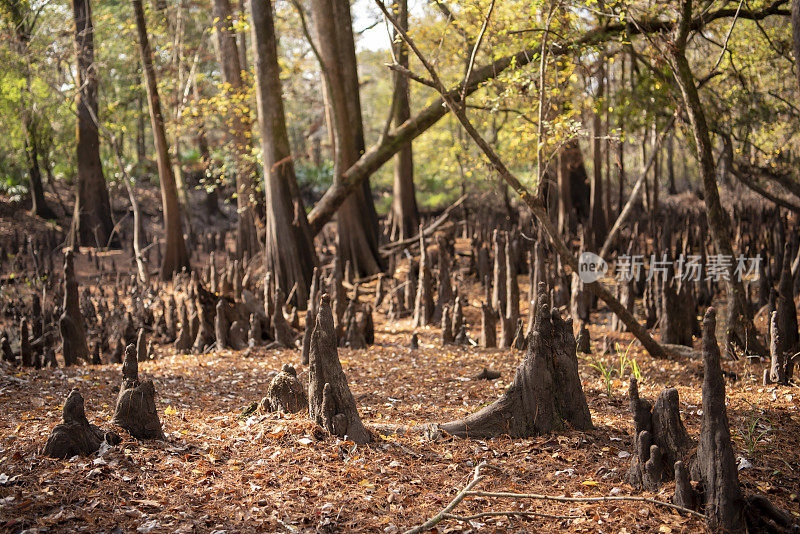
top-left (0, 194), bottom-right (798, 533)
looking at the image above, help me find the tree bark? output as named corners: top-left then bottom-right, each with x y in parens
top-left (311, 0), bottom-right (385, 277)
top-left (389, 0), bottom-right (419, 241)
top-left (589, 61), bottom-right (607, 248)
top-left (668, 8), bottom-right (766, 357)
top-left (249, 0), bottom-right (317, 307)
top-left (70, 0), bottom-right (115, 248)
top-left (439, 284), bottom-right (593, 438)
top-left (211, 0), bottom-right (260, 258)
top-left (131, 0), bottom-right (190, 279)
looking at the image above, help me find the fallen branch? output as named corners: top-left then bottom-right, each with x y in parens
top-left (379, 195), bottom-right (466, 255)
top-left (375, 0), bottom-right (677, 360)
top-left (403, 461), bottom-right (488, 534)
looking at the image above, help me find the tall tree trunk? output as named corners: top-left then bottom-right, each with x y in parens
top-left (249, 0), bottom-right (317, 307)
top-left (617, 53), bottom-right (626, 218)
top-left (237, 0), bottom-right (248, 74)
top-left (211, 0), bottom-right (260, 258)
top-left (793, 0), bottom-right (800, 92)
top-left (70, 0), bottom-right (115, 248)
top-left (667, 132), bottom-right (676, 194)
top-left (389, 0), bottom-right (419, 241)
top-left (9, 2), bottom-right (56, 220)
top-left (311, 0), bottom-right (384, 278)
top-left (131, 0), bottom-right (190, 279)
top-left (136, 91), bottom-right (147, 164)
top-left (24, 120), bottom-right (56, 220)
top-left (669, 0), bottom-right (766, 357)
top-left (589, 61), bottom-right (607, 248)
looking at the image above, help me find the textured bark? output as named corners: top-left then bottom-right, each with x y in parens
top-left (249, 0), bottom-right (317, 306)
top-left (265, 364), bottom-right (308, 414)
top-left (43, 389), bottom-right (119, 459)
top-left (766, 310), bottom-right (787, 385)
top-left (215, 299), bottom-right (229, 350)
top-left (59, 251), bottom-right (89, 365)
top-left (626, 379), bottom-right (692, 491)
top-left (70, 0), bottom-right (115, 248)
top-left (777, 244), bottom-right (799, 351)
top-left (302, 267), bottom-right (322, 365)
top-left (311, 0), bottom-right (384, 277)
top-left (308, 295), bottom-right (371, 443)
top-left (441, 305), bottom-right (454, 345)
top-left (576, 320), bottom-right (591, 354)
top-left (413, 233), bottom-right (435, 327)
top-left (113, 344), bottom-right (165, 440)
top-left (131, 0), bottom-right (189, 279)
top-left (433, 236), bottom-right (453, 323)
top-left (491, 230), bottom-right (507, 317)
top-left (438, 284), bottom-right (592, 438)
top-left (670, 21), bottom-right (765, 358)
top-left (660, 278), bottom-right (694, 346)
top-left (693, 307), bottom-right (746, 533)
top-left (174, 303), bottom-right (192, 352)
top-left (480, 303), bottom-right (497, 348)
top-left (212, 0), bottom-right (259, 258)
top-left (389, 0), bottom-right (419, 241)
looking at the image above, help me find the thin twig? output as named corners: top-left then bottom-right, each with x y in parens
top-left (465, 491), bottom-right (706, 519)
top-left (443, 510), bottom-right (579, 521)
top-left (460, 0), bottom-right (496, 101)
top-left (403, 461), bottom-right (488, 534)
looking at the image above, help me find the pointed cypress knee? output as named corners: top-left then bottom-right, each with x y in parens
top-left (307, 295), bottom-right (371, 444)
top-left (694, 307), bottom-right (746, 533)
top-left (112, 345), bottom-right (165, 440)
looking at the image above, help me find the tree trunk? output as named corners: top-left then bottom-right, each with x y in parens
top-left (211, 0), bottom-right (260, 258)
top-left (311, 0), bottom-right (384, 278)
top-left (793, 0), bottom-right (800, 92)
top-left (70, 0), bottom-right (115, 249)
top-left (131, 0), bottom-right (190, 279)
top-left (24, 120), bottom-right (56, 220)
top-left (589, 61), bottom-right (607, 248)
top-left (249, 0), bottom-right (317, 306)
top-left (389, 0), bottom-right (419, 241)
top-left (669, 20), bottom-right (766, 357)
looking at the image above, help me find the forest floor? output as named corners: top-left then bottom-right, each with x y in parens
top-left (0, 195), bottom-right (799, 533)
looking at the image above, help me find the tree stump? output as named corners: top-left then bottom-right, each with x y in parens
top-left (265, 364), bottom-right (308, 414)
top-left (626, 379), bottom-right (692, 491)
top-left (308, 295), bottom-right (371, 444)
top-left (43, 389), bottom-right (119, 459)
top-left (413, 234), bottom-right (435, 327)
top-left (575, 320), bottom-right (591, 354)
top-left (112, 345), bottom-right (165, 440)
top-left (437, 284), bottom-right (593, 438)
top-left (765, 310), bottom-right (787, 385)
top-left (174, 303), bottom-right (192, 352)
top-left (660, 278), bottom-right (694, 346)
top-left (20, 319), bottom-right (32, 367)
top-left (215, 299), bottom-right (229, 350)
top-left (441, 305), bottom-right (454, 345)
top-left (59, 251), bottom-right (89, 365)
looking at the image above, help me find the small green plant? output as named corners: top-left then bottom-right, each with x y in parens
top-left (586, 357), bottom-right (615, 396)
top-left (618, 340), bottom-right (641, 381)
top-left (737, 401), bottom-right (772, 456)
top-left (581, 339), bottom-right (642, 398)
